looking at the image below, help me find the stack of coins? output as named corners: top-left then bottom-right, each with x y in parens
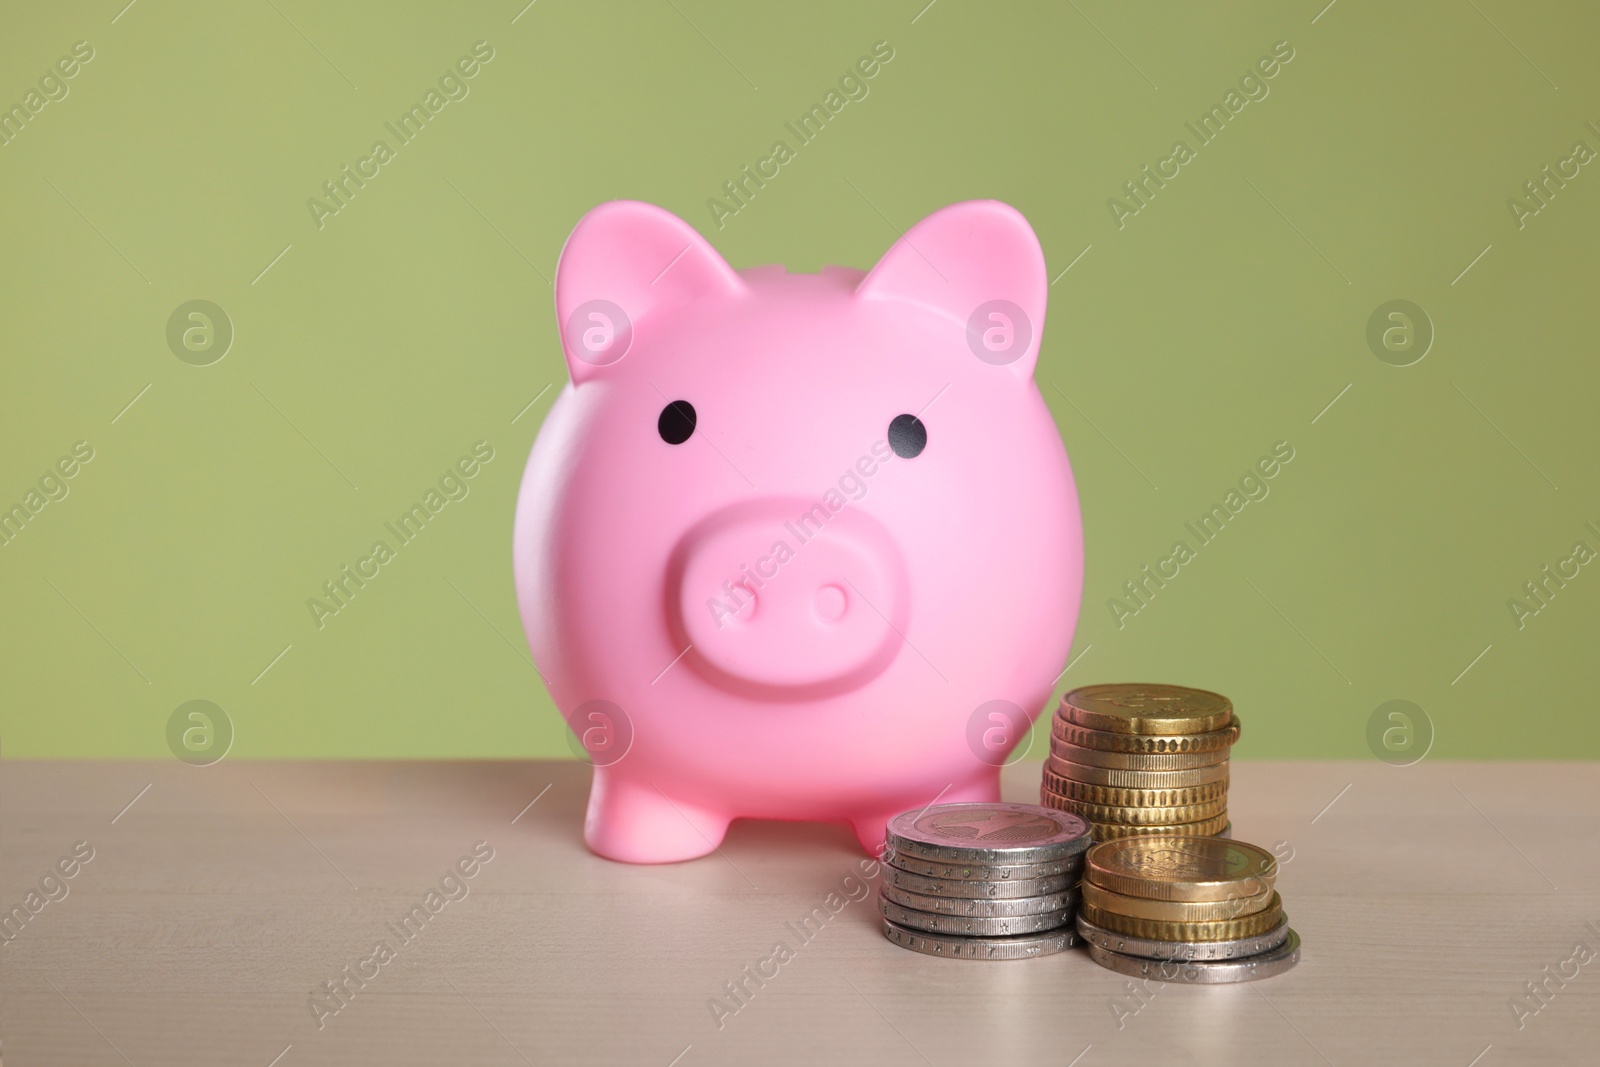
top-left (878, 802), bottom-right (1093, 959)
top-left (1076, 835), bottom-right (1300, 983)
top-left (1042, 683), bottom-right (1238, 841)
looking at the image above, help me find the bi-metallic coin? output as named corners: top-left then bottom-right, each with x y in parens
top-left (1084, 929), bottom-right (1301, 983)
top-left (879, 883), bottom-right (1077, 918)
top-left (881, 917), bottom-right (1079, 959)
top-left (885, 803), bottom-right (1092, 866)
top-left (1075, 912), bottom-right (1291, 961)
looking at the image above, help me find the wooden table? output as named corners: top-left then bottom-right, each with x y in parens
top-left (3, 759), bottom-right (1596, 1065)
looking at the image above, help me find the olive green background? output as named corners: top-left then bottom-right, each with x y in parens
top-left (2, 0), bottom-right (1596, 760)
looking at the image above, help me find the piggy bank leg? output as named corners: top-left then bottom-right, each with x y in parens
top-left (847, 773), bottom-right (1002, 856)
top-left (583, 770), bottom-right (732, 864)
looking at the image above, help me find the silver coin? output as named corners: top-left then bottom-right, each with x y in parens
top-left (883, 847), bottom-right (1082, 883)
top-left (1085, 929), bottom-right (1301, 983)
top-left (881, 917), bottom-right (1080, 959)
top-left (886, 802), bottom-right (1092, 866)
top-left (884, 863), bottom-right (1074, 899)
top-left (1075, 913), bottom-right (1291, 961)
top-left (880, 883), bottom-right (1078, 917)
top-left (880, 898), bottom-right (1071, 937)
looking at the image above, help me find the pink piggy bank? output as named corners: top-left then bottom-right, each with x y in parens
top-left (513, 199), bottom-right (1082, 863)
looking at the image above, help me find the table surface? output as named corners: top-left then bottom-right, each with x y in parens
top-left (3, 759), bottom-right (1597, 1066)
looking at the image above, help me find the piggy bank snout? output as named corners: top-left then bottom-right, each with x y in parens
top-left (672, 501), bottom-right (909, 696)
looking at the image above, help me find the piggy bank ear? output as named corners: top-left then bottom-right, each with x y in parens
top-left (554, 201), bottom-right (744, 383)
top-left (855, 200), bottom-right (1048, 378)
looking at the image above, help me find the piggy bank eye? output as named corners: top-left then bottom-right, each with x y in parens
top-left (888, 414), bottom-right (926, 458)
top-left (658, 400), bottom-right (697, 445)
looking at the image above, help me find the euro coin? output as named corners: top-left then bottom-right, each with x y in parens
top-left (879, 898), bottom-right (1071, 937)
top-left (1043, 757), bottom-right (1231, 790)
top-left (1082, 813), bottom-right (1230, 841)
top-left (882, 864), bottom-right (1074, 899)
top-left (881, 917), bottom-right (1079, 959)
top-left (1061, 684), bottom-right (1233, 735)
top-left (1048, 738), bottom-right (1230, 770)
top-left (879, 883), bottom-right (1077, 918)
top-left (882, 849), bottom-right (1081, 882)
top-left (1080, 880), bottom-right (1276, 922)
top-left (1084, 837), bottom-right (1276, 902)
top-left (1085, 929), bottom-right (1300, 983)
top-left (1080, 894), bottom-right (1283, 942)
top-left (1052, 718), bottom-right (1241, 754)
top-left (885, 803), bottom-right (1092, 866)
top-left (1075, 912), bottom-right (1291, 961)
top-left (1037, 789), bottom-right (1228, 826)
top-left (1042, 774), bottom-right (1229, 809)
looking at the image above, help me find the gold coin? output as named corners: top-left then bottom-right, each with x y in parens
top-left (1084, 836), bottom-right (1278, 902)
top-left (1042, 775), bottom-right (1228, 809)
top-left (1051, 718), bottom-right (1241, 754)
top-left (1080, 880), bottom-right (1276, 922)
top-left (1036, 777), bottom-right (1222, 819)
top-left (1060, 684), bottom-right (1233, 736)
top-left (1038, 788), bottom-right (1228, 826)
top-left (1044, 755), bottom-right (1231, 790)
top-left (1048, 738), bottom-right (1230, 771)
top-left (1080, 894), bottom-right (1283, 942)
top-left (1086, 813), bottom-right (1231, 841)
